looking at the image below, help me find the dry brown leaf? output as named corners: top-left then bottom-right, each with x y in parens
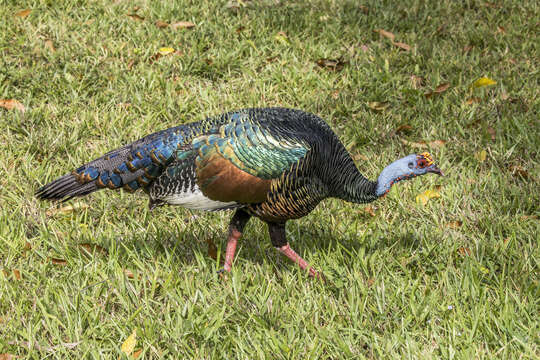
top-left (483, 2), bottom-right (499, 8)
top-left (171, 21), bottom-right (195, 30)
top-left (132, 6), bottom-right (140, 12)
top-left (2, 269), bottom-right (9, 278)
top-left (0, 354), bottom-right (15, 360)
top-left (367, 101), bottom-right (390, 112)
top-left (458, 247), bottom-right (471, 256)
top-left (446, 221), bottom-right (463, 229)
top-left (15, 9), bottom-right (31, 18)
top-left (132, 349), bottom-right (143, 359)
top-left (331, 90), bottom-right (339, 99)
top-left (429, 140), bottom-right (447, 148)
top-left (51, 258), bottom-right (67, 266)
top-left (206, 239), bottom-right (217, 260)
top-left (316, 58), bottom-right (346, 71)
top-left (425, 83), bottom-right (450, 98)
top-left (400, 139), bottom-right (446, 148)
top-left (79, 243), bottom-right (108, 256)
top-left (393, 42), bottom-right (411, 51)
top-left (46, 202), bottom-right (89, 216)
top-left (465, 97), bottom-right (481, 105)
top-left (44, 39), bottom-right (56, 52)
top-left (373, 29), bottom-right (395, 42)
top-left (520, 215), bottom-right (538, 220)
top-left (487, 126), bottom-right (496, 141)
top-left (13, 269), bottom-right (21, 280)
top-left (155, 20), bottom-right (169, 28)
top-left (496, 26), bottom-right (506, 35)
top-left (353, 153), bottom-right (368, 161)
top-left (363, 206), bottom-right (376, 217)
top-left (236, 26), bottom-right (245, 33)
top-left (394, 124), bottom-right (413, 135)
top-left (124, 269), bottom-right (136, 279)
top-left (509, 165), bottom-right (529, 180)
top-left (366, 278), bottom-right (375, 287)
top-left (359, 5), bottom-right (369, 14)
top-left (127, 13), bottom-right (144, 21)
top-left (0, 99), bottom-right (25, 112)
top-left (410, 75), bottom-right (425, 88)
top-left (463, 45), bottom-right (473, 53)
top-left (435, 24), bottom-right (446, 34)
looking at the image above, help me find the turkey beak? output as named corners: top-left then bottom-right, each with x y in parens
top-left (428, 164), bottom-right (444, 176)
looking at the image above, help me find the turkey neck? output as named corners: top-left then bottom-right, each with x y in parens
top-left (322, 144), bottom-right (378, 204)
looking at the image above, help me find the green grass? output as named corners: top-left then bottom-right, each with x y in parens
top-left (1, 0), bottom-right (539, 358)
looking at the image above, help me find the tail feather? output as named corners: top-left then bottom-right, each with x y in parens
top-left (36, 174), bottom-right (98, 202)
top-left (36, 125), bottom-right (191, 202)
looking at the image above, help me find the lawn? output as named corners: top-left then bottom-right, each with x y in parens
top-left (0, 0), bottom-right (538, 358)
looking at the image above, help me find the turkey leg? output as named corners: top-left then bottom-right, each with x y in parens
top-left (220, 209), bottom-right (251, 273)
top-left (268, 222), bottom-right (320, 278)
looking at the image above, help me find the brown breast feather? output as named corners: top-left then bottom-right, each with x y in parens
top-left (195, 152), bottom-right (271, 204)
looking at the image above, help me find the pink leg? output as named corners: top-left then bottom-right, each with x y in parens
top-left (278, 243), bottom-right (320, 278)
top-left (223, 229), bottom-right (241, 272)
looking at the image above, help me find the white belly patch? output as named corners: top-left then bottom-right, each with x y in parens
top-left (161, 185), bottom-right (237, 210)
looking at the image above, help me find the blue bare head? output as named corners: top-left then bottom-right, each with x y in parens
top-left (375, 152), bottom-right (443, 197)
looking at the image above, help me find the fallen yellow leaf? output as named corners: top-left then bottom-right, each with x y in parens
top-left (367, 101), bottom-right (390, 112)
top-left (475, 150), bottom-right (487, 162)
top-left (121, 329), bottom-right (137, 356)
top-left (472, 77), bottom-right (496, 88)
top-left (274, 31), bottom-right (289, 44)
top-left (46, 202), bottom-right (89, 216)
top-left (0, 99), bottom-right (25, 112)
top-left (416, 189), bottom-right (441, 206)
top-left (158, 47), bottom-right (175, 55)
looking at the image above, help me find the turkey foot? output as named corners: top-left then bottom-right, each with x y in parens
top-left (268, 222), bottom-right (321, 278)
top-left (278, 243), bottom-right (320, 278)
top-left (217, 209), bottom-right (251, 274)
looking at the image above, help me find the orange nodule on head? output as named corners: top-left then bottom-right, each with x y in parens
top-left (418, 152), bottom-right (434, 166)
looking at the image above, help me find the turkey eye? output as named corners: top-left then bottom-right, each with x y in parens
top-left (408, 162), bottom-right (414, 169)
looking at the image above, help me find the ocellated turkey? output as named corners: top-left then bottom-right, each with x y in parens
top-left (36, 108), bottom-right (443, 277)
